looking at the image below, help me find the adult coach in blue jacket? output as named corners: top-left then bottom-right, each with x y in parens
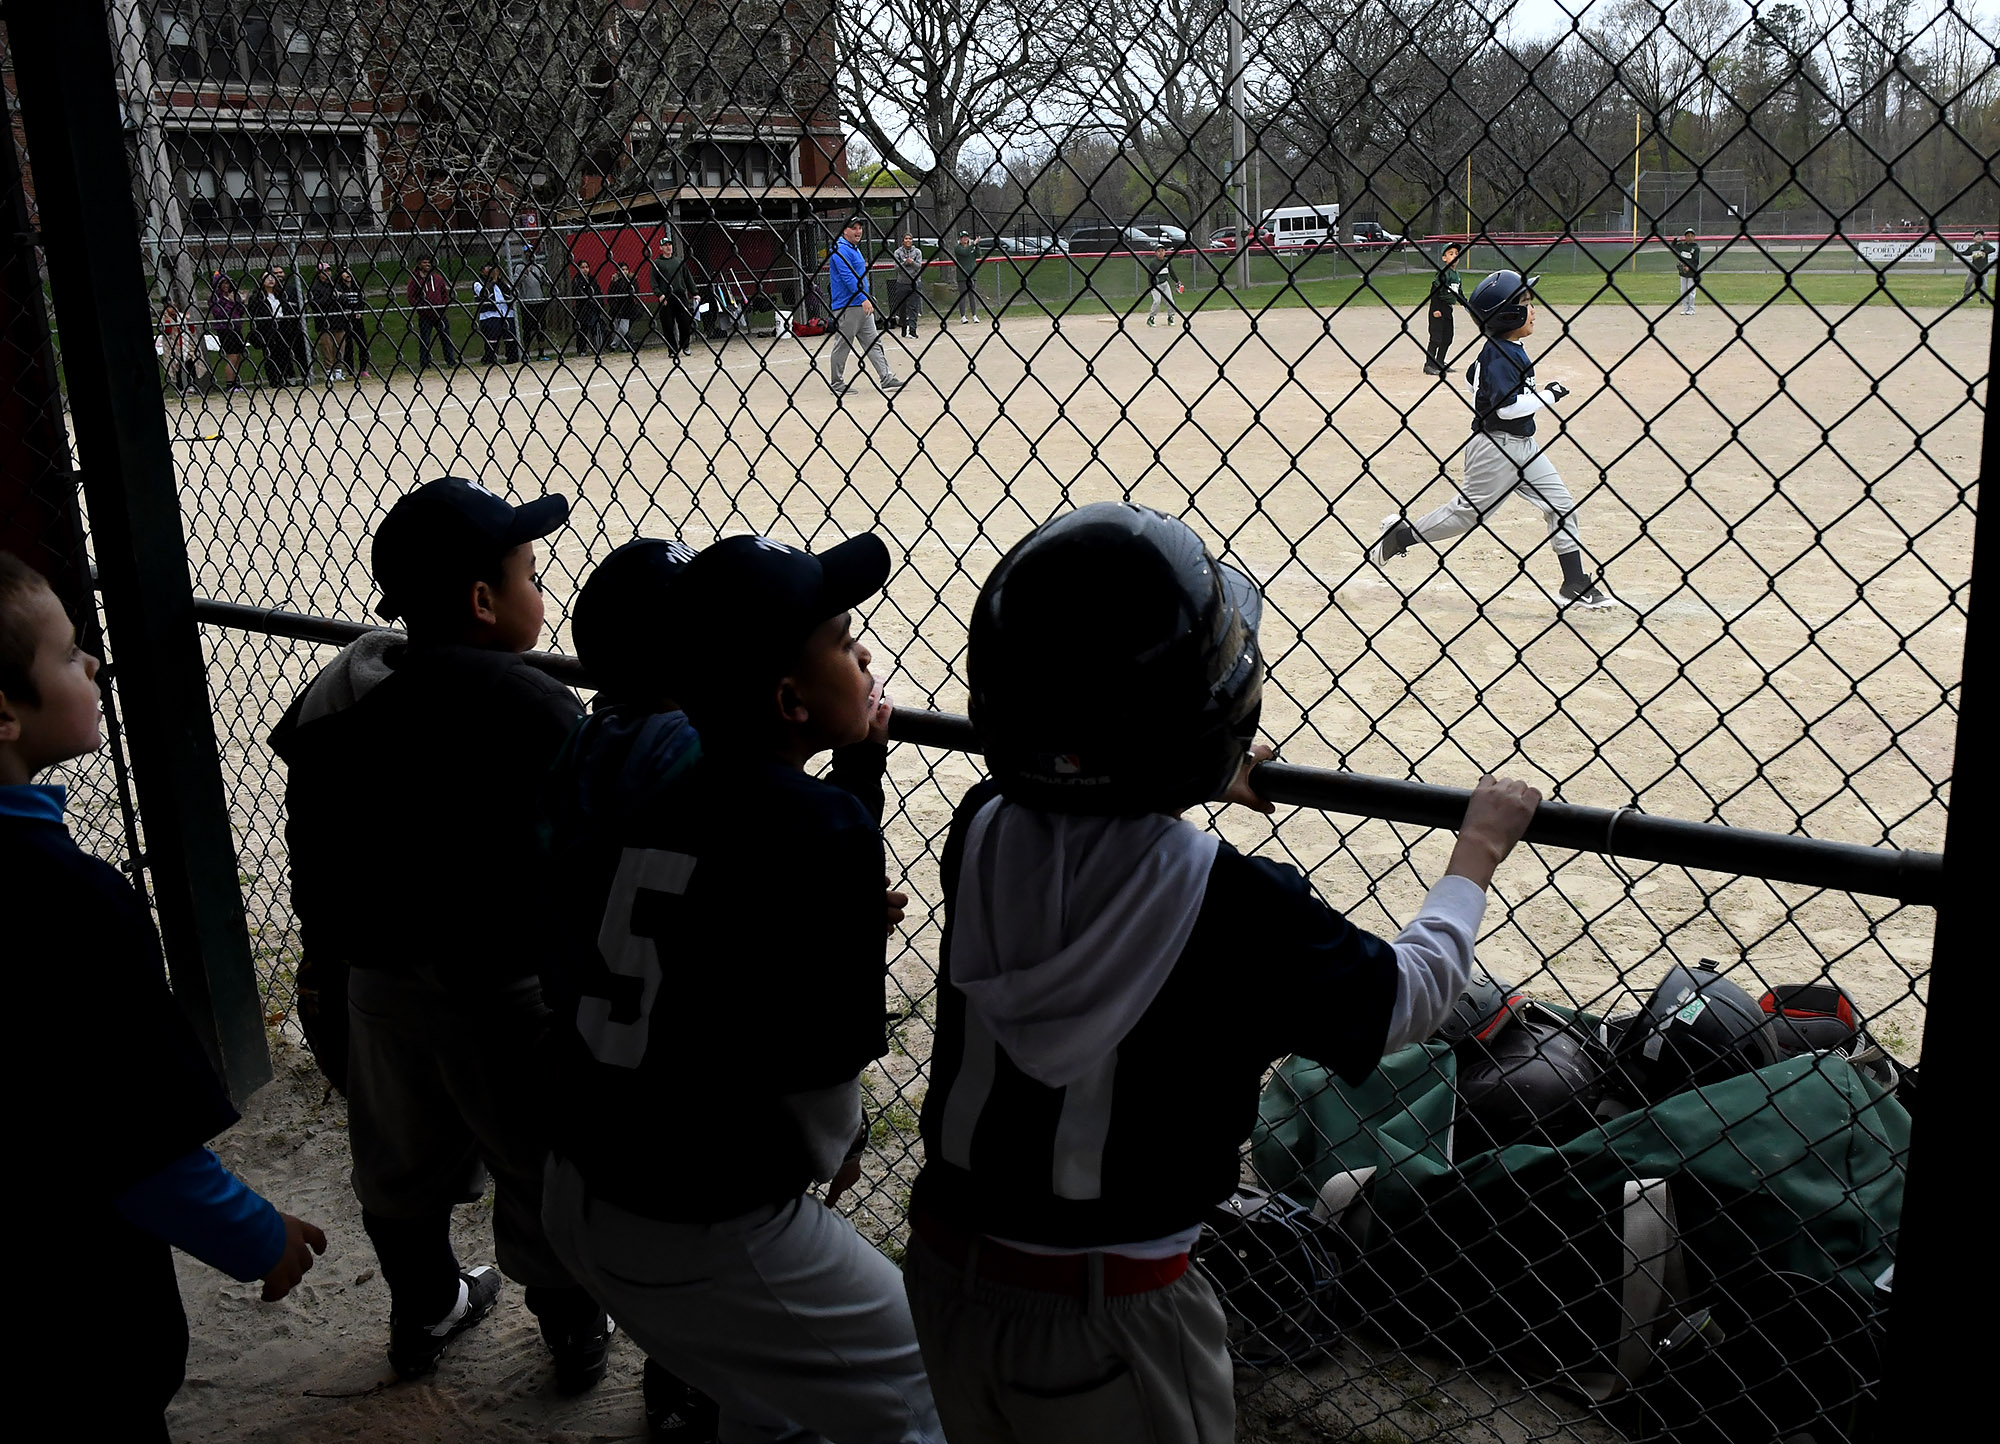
top-left (827, 215), bottom-right (905, 397)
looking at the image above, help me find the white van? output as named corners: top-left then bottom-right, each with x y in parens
top-left (1261, 204), bottom-right (1340, 249)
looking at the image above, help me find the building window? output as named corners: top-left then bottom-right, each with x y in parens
top-left (170, 130), bottom-right (372, 232)
top-left (681, 141), bottom-right (795, 189)
top-left (153, 3), bottom-right (354, 90)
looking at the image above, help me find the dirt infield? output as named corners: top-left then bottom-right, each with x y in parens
top-left (147, 288), bottom-right (1982, 1443)
top-left (175, 294), bottom-right (1981, 1050)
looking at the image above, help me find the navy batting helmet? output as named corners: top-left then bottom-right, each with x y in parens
top-left (969, 502), bottom-right (1263, 816)
top-left (1467, 270), bottom-right (1539, 336)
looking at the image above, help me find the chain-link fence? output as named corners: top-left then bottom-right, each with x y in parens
top-left (6, 0), bottom-right (1996, 1438)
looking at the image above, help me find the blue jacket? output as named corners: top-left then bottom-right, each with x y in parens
top-left (829, 238), bottom-right (871, 310)
top-left (1470, 336), bottom-right (1538, 439)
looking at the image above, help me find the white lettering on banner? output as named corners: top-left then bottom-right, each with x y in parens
top-left (1856, 240), bottom-right (1936, 264)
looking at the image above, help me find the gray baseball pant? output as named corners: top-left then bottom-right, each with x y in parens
top-left (542, 1157), bottom-right (944, 1444)
top-left (1408, 430), bottom-right (1583, 556)
top-left (1966, 272), bottom-right (1990, 301)
top-left (1147, 283), bottom-right (1177, 321)
top-left (832, 306), bottom-right (896, 386)
top-left (346, 966), bottom-right (576, 1290)
top-left (902, 1234), bottom-right (1235, 1444)
top-left (1679, 275), bottom-right (1697, 313)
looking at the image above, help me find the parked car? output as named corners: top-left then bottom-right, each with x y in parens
top-left (1145, 224), bottom-right (1190, 246)
top-left (1208, 225), bottom-right (1275, 249)
top-left (1065, 226), bottom-right (1133, 253)
top-left (1349, 221), bottom-right (1407, 249)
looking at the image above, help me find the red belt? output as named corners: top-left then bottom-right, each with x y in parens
top-left (911, 1207), bottom-right (1189, 1299)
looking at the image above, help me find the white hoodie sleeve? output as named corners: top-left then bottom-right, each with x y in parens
top-left (1379, 875), bottom-right (1488, 1053)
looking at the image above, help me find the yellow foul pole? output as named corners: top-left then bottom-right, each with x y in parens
top-left (1631, 111), bottom-right (1641, 274)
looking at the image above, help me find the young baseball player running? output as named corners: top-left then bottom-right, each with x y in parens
top-left (540, 531), bottom-right (943, 1444)
top-left (1370, 270), bottom-right (1618, 610)
top-left (269, 478), bottom-right (616, 1390)
top-left (2, 553), bottom-right (327, 1441)
top-left (1146, 244), bottom-right (1185, 326)
top-left (903, 503), bottom-right (1541, 1443)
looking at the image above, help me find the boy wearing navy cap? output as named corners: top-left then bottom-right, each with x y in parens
top-left (2, 552), bottom-right (326, 1439)
top-left (269, 477), bottom-right (614, 1389)
top-left (541, 532), bottom-right (943, 1444)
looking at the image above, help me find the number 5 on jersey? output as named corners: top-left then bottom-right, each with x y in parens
top-left (577, 847), bottom-right (695, 1068)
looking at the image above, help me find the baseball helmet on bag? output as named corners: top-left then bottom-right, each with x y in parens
top-left (1759, 979), bottom-right (1898, 1090)
top-left (1614, 962), bottom-right (1782, 1105)
top-left (1454, 1002), bottom-right (1606, 1156)
top-left (1434, 964), bottom-right (1526, 1046)
top-left (1194, 1185), bottom-right (1346, 1367)
top-left (969, 502), bottom-right (1264, 815)
top-left (1467, 270), bottom-right (1540, 335)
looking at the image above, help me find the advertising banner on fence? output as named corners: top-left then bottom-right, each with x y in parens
top-left (1856, 239), bottom-right (1936, 264)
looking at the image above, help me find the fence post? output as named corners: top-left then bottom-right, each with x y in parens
top-left (5, 7), bottom-right (271, 1100)
top-left (1886, 300), bottom-right (1997, 1427)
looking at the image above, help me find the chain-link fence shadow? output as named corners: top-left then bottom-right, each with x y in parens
top-left (6, 0), bottom-right (1993, 1438)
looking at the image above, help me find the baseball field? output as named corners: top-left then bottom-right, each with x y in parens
top-left (157, 285), bottom-right (1980, 1440)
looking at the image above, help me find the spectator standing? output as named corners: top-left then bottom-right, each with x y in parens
top-left (1669, 227), bottom-right (1701, 315)
top-left (1424, 241), bottom-right (1465, 376)
top-left (333, 266), bottom-right (371, 379)
top-left (251, 270), bottom-right (297, 385)
top-left (1963, 229), bottom-right (1994, 304)
top-left (310, 261), bottom-right (347, 382)
top-left (159, 301), bottom-right (202, 394)
top-left (207, 274), bottom-right (247, 392)
top-left (475, 262), bottom-right (521, 364)
top-left (606, 261), bottom-right (643, 353)
top-left (889, 232), bottom-right (925, 337)
top-left (952, 229), bottom-right (983, 324)
top-left (512, 242), bottom-right (555, 359)
top-left (650, 237), bottom-right (698, 362)
top-left (405, 256), bottom-right (459, 373)
top-left (273, 266), bottom-right (312, 379)
top-left (568, 265), bottom-right (604, 356)
top-left (826, 214), bottom-right (904, 397)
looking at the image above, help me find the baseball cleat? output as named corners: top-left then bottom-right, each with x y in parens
top-left (388, 1265), bottom-right (502, 1379)
top-left (1559, 579), bottom-right (1620, 610)
top-left (1370, 517), bottom-right (1419, 566)
top-left (543, 1310), bottom-right (617, 1395)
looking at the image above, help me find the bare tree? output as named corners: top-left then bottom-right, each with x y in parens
top-left (833, 0), bottom-right (1072, 232)
top-left (365, 0), bottom-right (824, 211)
top-left (1051, 0), bottom-right (1235, 233)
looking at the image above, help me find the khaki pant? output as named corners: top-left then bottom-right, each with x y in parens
top-left (832, 306), bottom-right (897, 386)
top-left (903, 1234), bottom-right (1235, 1444)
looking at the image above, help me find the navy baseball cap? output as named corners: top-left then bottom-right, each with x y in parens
top-left (573, 537), bottom-right (697, 700)
top-left (371, 477), bottom-right (570, 622)
top-left (668, 532), bottom-right (891, 705)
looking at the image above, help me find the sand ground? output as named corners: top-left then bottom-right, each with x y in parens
top-left (143, 291), bottom-right (1983, 1441)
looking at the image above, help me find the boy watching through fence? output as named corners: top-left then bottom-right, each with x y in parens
top-left (901, 503), bottom-right (1541, 1443)
top-left (1, 552), bottom-right (326, 1441)
top-left (540, 531), bottom-right (943, 1444)
top-left (266, 478), bottom-right (617, 1391)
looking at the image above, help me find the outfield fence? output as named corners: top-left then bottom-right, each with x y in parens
top-left (3, 1), bottom-right (1995, 1440)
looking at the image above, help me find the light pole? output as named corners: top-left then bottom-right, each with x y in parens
top-left (1229, 0), bottom-right (1249, 290)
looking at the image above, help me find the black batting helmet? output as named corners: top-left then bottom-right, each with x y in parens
top-left (1467, 269), bottom-right (1539, 335)
top-left (969, 502), bottom-right (1263, 815)
top-left (1454, 1003), bottom-right (1605, 1156)
top-left (1614, 962), bottom-right (1782, 1105)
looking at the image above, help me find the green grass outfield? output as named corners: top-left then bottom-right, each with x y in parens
top-left (986, 265), bottom-right (1983, 319)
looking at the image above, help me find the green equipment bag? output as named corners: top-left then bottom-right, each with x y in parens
top-left (1252, 1025), bottom-right (1905, 1441)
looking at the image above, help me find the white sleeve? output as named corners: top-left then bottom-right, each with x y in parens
top-left (1379, 875), bottom-right (1488, 1053)
top-left (1495, 389), bottom-right (1546, 420)
top-left (781, 1074), bottom-right (865, 1182)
